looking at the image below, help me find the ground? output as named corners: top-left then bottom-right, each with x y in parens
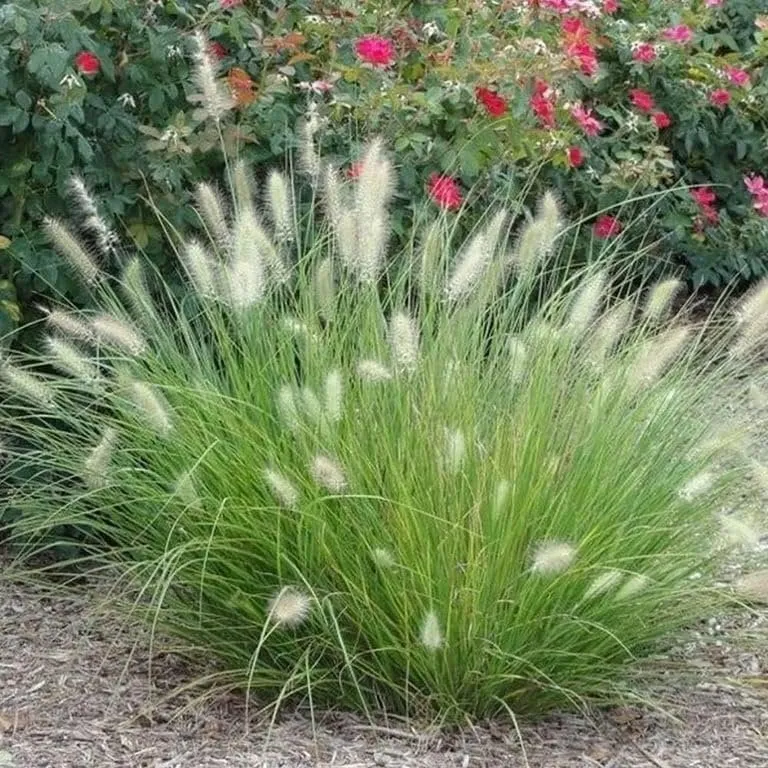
top-left (1, 572), bottom-right (767, 768)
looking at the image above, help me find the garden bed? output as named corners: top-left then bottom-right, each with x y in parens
top-left (1, 570), bottom-right (767, 768)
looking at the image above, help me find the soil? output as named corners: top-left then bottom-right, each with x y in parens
top-left (1, 571), bottom-right (767, 768)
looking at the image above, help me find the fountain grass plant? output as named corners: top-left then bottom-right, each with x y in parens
top-left (2, 44), bottom-right (768, 723)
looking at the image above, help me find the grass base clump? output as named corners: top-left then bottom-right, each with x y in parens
top-left (2, 132), bottom-right (766, 724)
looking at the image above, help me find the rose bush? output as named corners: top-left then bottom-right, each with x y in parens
top-left (2, 0), bottom-right (768, 344)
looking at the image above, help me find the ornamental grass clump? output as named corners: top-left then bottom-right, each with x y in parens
top-left (2, 137), bottom-right (767, 724)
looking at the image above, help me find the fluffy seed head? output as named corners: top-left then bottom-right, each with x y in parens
top-left (263, 468), bottom-right (300, 510)
top-left (720, 514), bottom-right (760, 549)
top-left (584, 569), bottom-right (623, 599)
top-left (566, 270), bottom-right (607, 337)
top-left (615, 573), bottom-right (651, 601)
top-left (445, 230), bottom-right (491, 304)
top-left (277, 385), bottom-right (300, 432)
top-left (372, 547), bottom-right (396, 568)
top-left (83, 427), bottom-right (118, 490)
top-left (0, 363), bottom-right (55, 408)
top-left (514, 192), bottom-right (561, 278)
top-left (420, 610), bottom-right (443, 651)
top-left (298, 112), bottom-right (322, 180)
top-left (181, 240), bottom-right (220, 299)
top-left (128, 380), bottom-right (173, 436)
top-left (45, 336), bottom-right (101, 384)
top-left (228, 208), bottom-right (266, 310)
top-left (174, 470), bottom-right (200, 508)
top-left (309, 454), bottom-right (347, 493)
top-left (121, 257), bottom-right (155, 318)
top-left (44, 308), bottom-right (94, 342)
top-left (191, 30), bottom-right (234, 122)
top-left (629, 326), bottom-right (691, 391)
top-left (587, 300), bottom-right (632, 366)
top-left (68, 175), bottom-right (117, 257)
top-left (91, 315), bottom-right (147, 356)
top-left (267, 170), bottom-right (295, 242)
top-left (267, 586), bottom-right (312, 628)
top-left (324, 370), bottom-right (343, 424)
top-left (531, 541), bottom-right (576, 575)
top-left (508, 337), bottom-right (528, 386)
top-left (300, 386), bottom-right (323, 425)
top-left (232, 159), bottom-right (256, 215)
top-left (493, 479), bottom-right (511, 515)
top-left (644, 278), bottom-right (683, 323)
top-left (313, 257), bottom-right (335, 321)
top-left (356, 359), bottom-right (393, 382)
top-left (732, 278), bottom-right (768, 357)
top-left (388, 311), bottom-right (420, 376)
top-left (195, 183), bottom-right (231, 254)
top-left (252, 217), bottom-right (289, 285)
top-left (679, 471), bottom-right (715, 502)
top-left (441, 427), bottom-right (466, 475)
top-left (44, 217), bottom-right (100, 285)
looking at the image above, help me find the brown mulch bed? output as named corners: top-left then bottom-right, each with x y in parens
top-left (2, 576), bottom-right (768, 768)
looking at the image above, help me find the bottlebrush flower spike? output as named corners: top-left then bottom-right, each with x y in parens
top-left (267, 586), bottom-right (312, 627)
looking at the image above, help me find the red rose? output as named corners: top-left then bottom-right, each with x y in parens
top-left (74, 51), bottom-right (100, 76)
top-left (208, 41), bottom-right (227, 60)
top-left (629, 88), bottom-right (655, 113)
top-left (220, 0), bottom-right (243, 8)
top-left (709, 88), bottom-right (731, 108)
top-left (475, 86), bottom-right (508, 117)
top-left (567, 146), bottom-right (585, 167)
top-left (632, 43), bottom-right (656, 64)
top-left (603, 0), bottom-right (619, 12)
top-left (571, 104), bottom-right (603, 136)
top-left (663, 25), bottom-right (694, 44)
top-left (593, 215), bottom-right (622, 239)
top-left (354, 35), bottom-right (396, 68)
top-left (725, 66), bottom-right (749, 87)
top-left (652, 111), bottom-right (671, 128)
top-left (428, 173), bottom-right (463, 211)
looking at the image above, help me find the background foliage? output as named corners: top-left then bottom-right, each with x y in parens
top-left (2, 0), bottom-right (768, 342)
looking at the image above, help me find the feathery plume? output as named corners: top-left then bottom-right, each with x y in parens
top-left (232, 158), bottom-right (256, 215)
top-left (251, 216), bottom-right (289, 285)
top-left (44, 308), bottom-right (93, 343)
top-left (441, 427), bottom-right (466, 475)
top-left (587, 300), bottom-right (632, 366)
top-left (508, 336), bottom-right (528, 386)
top-left (0, 363), bottom-right (55, 408)
top-left (195, 182), bottom-right (231, 255)
top-left (324, 370), bottom-right (343, 424)
top-left (83, 427), bottom-right (118, 489)
top-left (267, 170), bottom-right (295, 242)
top-left (531, 541), bottom-right (576, 575)
top-left (45, 336), bottom-right (101, 384)
top-left (719, 514), bottom-right (761, 549)
top-left (732, 277), bottom-right (768, 357)
top-left (418, 220), bottom-right (445, 296)
top-left (584, 569), bottom-right (623, 599)
top-left (277, 385), bottom-right (300, 432)
top-left (420, 610), bottom-right (443, 651)
top-left (643, 278), bottom-right (683, 323)
top-left (313, 257), bottom-right (335, 321)
top-left (44, 217), bottom-right (100, 285)
top-left (493, 479), bottom-right (511, 515)
top-left (263, 468), bottom-right (300, 510)
top-left (445, 230), bottom-right (491, 304)
top-left (191, 30), bottom-right (233, 122)
top-left (300, 386), bottom-right (323, 425)
top-left (353, 138), bottom-right (393, 283)
top-left (280, 316), bottom-right (311, 337)
top-left (388, 311), bottom-right (420, 376)
top-left (629, 326), bottom-right (690, 390)
top-left (356, 359), bottom-right (393, 382)
top-left (615, 573), bottom-right (651, 601)
top-left (227, 208), bottom-right (266, 310)
top-left (127, 380), bottom-right (173, 436)
top-left (298, 107), bottom-right (322, 181)
top-left (566, 270), bottom-right (607, 337)
top-left (174, 470), bottom-right (200, 508)
top-left (91, 314), bottom-right (147, 356)
top-left (68, 175), bottom-right (117, 257)
top-left (121, 257), bottom-right (154, 319)
top-left (267, 586), bottom-right (312, 628)
top-left (181, 240), bottom-right (219, 299)
top-left (678, 471), bottom-right (715, 502)
top-left (513, 192), bottom-right (562, 278)
top-left (372, 547), bottom-right (396, 568)
top-left (309, 454), bottom-right (347, 493)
